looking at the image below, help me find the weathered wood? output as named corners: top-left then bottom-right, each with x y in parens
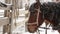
top-left (3, 0), bottom-right (11, 34)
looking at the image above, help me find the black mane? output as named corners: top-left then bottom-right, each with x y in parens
top-left (40, 2), bottom-right (60, 30)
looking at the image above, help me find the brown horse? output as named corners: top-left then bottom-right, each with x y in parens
top-left (27, 1), bottom-right (44, 33)
top-left (27, 1), bottom-right (60, 34)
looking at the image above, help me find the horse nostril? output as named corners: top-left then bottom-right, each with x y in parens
top-left (27, 24), bottom-right (38, 33)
